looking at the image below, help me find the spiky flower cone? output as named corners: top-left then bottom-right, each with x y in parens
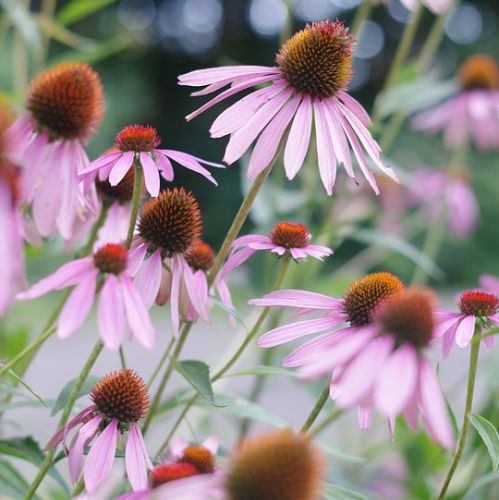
top-left (225, 429), bottom-right (325, 500)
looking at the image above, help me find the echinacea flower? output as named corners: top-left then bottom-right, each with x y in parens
top-left (398, 0), bottom-right (452, 15)
top-left (413, 55), bottom-right (499, 150)
top-left (131, 188), bottom-right (209, 337)
top-left (118, 437), bottom-right (220, 500)
top-left (46, 370), bottom-right (151, 494)
top-left (409, 168), bottom-right (479, 238)
top-left (225, 429), bottom-right (325, 500)
top-left (179, 20), bottom-right (397, 195)
top-left (480, 274), bottom-right (499, 295)
top-left (221, 222), bottom-right (332, 279)
top-left (434, 290), bottom-right (499, 356)
top-left (80, 124), bottom-right (223, 197)
top-left (17, 243), bottom-right (155, 349)
top-left (5, 62), bottom-right (103, 239)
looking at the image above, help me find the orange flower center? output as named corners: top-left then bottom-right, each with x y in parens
top-left (150, 463), bottom-right (198, 488)
top-left (115, 124), bottom-right (160, 152)
top-left (184, 240), bottom-right (214, 271)
top-left (93, 244), bottom-right (128, 275)
top-left (458, 55), bottom-right (499, 90)
top-left (459, 290), bottom-right (499, 317)
top-left (270, 222), bottom-right (310, 249)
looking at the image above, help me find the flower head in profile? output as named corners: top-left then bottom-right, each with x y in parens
top-left (179, 20), bottom-right (397, 195)
top-left (225, 429), bottom-right (325, 500)
top-left (413, 55), bottom-right (499, 150)
top-left (80, 124), bottom-right (223, 197)
top-left (17, 243), bottom-right (155, 349)
top-left (131, 188), bottom-right (209, 336)
top-left (221, 222), bottom-right (332, 280)
top-left (434, 290), bottom-right (499, 356)
top-left (46, 370), bottom-right (152, 494)
top-left (5, 62), bottom-right (103, 239)
top-left (117, 436), bottom-right (220, 500)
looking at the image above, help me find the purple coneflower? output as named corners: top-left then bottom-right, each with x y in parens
top-left (179, 20), bottom-right (397, 195)
top-left (434, 290), bottom-right (499, 356)
top-left (413, 55), bottom-right (499, 151)
top-left (5, 62), bottom-right (103, 239)
top-left (17, 243), bottom-right (155, 349)
top-left (80, 124), bottom-right (222, 197)
top-left (131, 188), bottom-right (209, 337)
top-left (221, 222), bottom-right (332, 279)
top-left (399, 0), bottom-right (452, 14)
top-left (480, 274), bottom-right (499, 295)
top-left (46, 370), bottom-right (151, 493)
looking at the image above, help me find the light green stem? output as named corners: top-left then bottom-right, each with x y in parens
top-left (437, 335), bottom-right (481, 499)
top-left (300, 385), bottom-right (330, 433)
top-left (309, 409), bottom-right (342, 437)
top-left (24, 341), bottom-right (104, 500)
top-left (147, 337), bottom-right (176, 388)
top-left (125, 162), bottom-right (143, 249)
top-left (351, 0), bottom-right (373, 37)
top-left (156, 255), bottom-right (291, 456)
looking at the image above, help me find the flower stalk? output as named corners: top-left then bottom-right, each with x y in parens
top-left (125, 160), bottom-right (143, 248)
top-left (300, 385), bottom-right (330, 433)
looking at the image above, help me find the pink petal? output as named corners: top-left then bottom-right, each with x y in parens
top-left (80, 151), bottom-right (122, 175)
top-left (162, 150), bottom-right (217, 185)
top-left (98, 275), bottom-right (126, 350)
top-left (157, 153), bottom-right (175, 181)
top-left (170, 255), bottom-right (182, 338)
top-left (181, 257), bottom-right (209, 321)
top-left (121, 275), bottom-right (155, 348)
top-left (133, 250), bottom-right (162, 309)
top-left (258, 317), bottom-right (343, 348)
top-left (314, 100), bottom-right (337, 196)
top-left (127, 242), bottom-right (148, 276)
top-left (219, 247), bottom-right (258, 280)
top-left (45, 406), bottom-right (96, 451)
top-left (247, 95), bottom-right (301, 179)
top-left (358, 406), bottom-right (373, 430)
top-left (455, 315), bottom-right (476, 348)
top-left (284, 95), bottom-right (312, 180)
top-left (374, 344), bottom-right (418, 417)
top-left (336, 335), bottom-right (394, 408)
top-left (17, 258), bottom-right (93, 299)
top-left (232, 234), bottom-right (270, 247)
top-left (125, 424), bottom-right (150, 491)
top-left (109, 152), bottom-right (134, 186)
top-left (249, 289), bottom-right (343, 311)
top-left (68, 414), bottom-right (103, 483)
top-left (57, 142), bottom-right (79, 239)
top-left (139, 153), bottom-right (160, 197)
top-left (418, 358), bottom-right (453, 449)
top-left (178, 65), bottom-right (278, 86)
top-left (442, 320), bottom-right (460, 358)
top-left (57, 270), bottom-right (98, 339)
top-left (84, 419), bottom-right (119, 494)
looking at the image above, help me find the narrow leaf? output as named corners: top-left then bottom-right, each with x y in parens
top-left (172, 360), bottom-right (224, 407)
top-left (210, 297), bottom-right (248, 332)
top-left (469, 414), bottom-right (499, 471)
top-left (57, 0), bottom-right (118, 25)
top-left (1, 366), bottom-right (47, 406)
top-left (226, 365), bottom-right (297, 378)
top-left (323, 483), bottom-right (369, 500)
top-left (51, 376), bottom-right (99, 416)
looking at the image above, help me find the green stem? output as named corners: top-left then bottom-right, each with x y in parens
top-left (156, 255), bottom-right (292, 456)
top-left (147, 337), bottom-right (176, 388)
top-left (372, 3), bottom-right (424, 128)
top-left (82, 202), bottom-right (110, 255)
top-left (125, 162), bottom-right (143, 249)
top-left (351, 0), bottom-right (373, 37)
top-left (207, 162), bottom-right (275, 288)
top-left (141, 324), bottom-right (191, 434)
top-left (309, 409), bottom-right (342, 437)
top-left (300, 385), bottom-right (330, 433)
top-left (119, 346), bottom-right (127, 369)
top-left (71, 477), bottom-right (85, 497)
top-left (437, 335), bottom-right (481, 500)
top-left (24, 341), bottom-right (104, 500)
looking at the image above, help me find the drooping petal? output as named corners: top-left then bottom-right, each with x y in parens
top-left (219, 247), bottom-right (258, 280)
top-left (178, 65), bottom-right (279, 87)
top-left (157, 153), bottom-right (175, 182)
top-left (109, 152), bottom-right (135, 186)
top-left (133, 250), bottom-right (162, 309)
top-left (374, 344), bottom-right (418, 417)
top-left (98, 275), bottom-right (126, 350)
top-left (455, 315), bottom-right (476, 348)
top-left (125, 424), bottom-right (151, 491)
top-left (314, 100), bottom-right (337, 196)
top-left (139, 153), bottom-right (160, 197)
top-left (84, 419), bottom-right (119, 494)
top-left (170, 255), bottom-right (182, 338)
top-left (284, 95), bottom-right (312, 180)
top-left (57, 269), bottom-right (98, 339)
top-left (80, 151), bottom-right (122, 175)
top-left (418, 358), bottom-right (453, 449)
top-left (121, 275), bottom-right (156, 348)
top-left (162, 150), bottom-right (217, 185)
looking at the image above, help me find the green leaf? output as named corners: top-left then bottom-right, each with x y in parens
top-left (318, 442), bottom-right (365, 464)
top-left (0, 365), bottom-right (46, 407)
top-left (462, 470), bottom-right (499, 500)
top-left (172, 360), bottom-right (224, 407)
top-left (0, 437), bottom-right (69, 495)
top-left (35, 14), bottom-right (98, 50)
top-left (348, 228), bottom-right (444, 279)
top-left (469, 414), bottom-right (499, 471)
top-left (0, 0), bottom-right (41, 47)
top-left (445, 396), bottom-right (459, 440)
top-left (0, 460), bottom-right (30, 498)
top-left (57, 0), bottom-right (118, 25)
top-left (323, 483), bottom-right (369, 500)
top-left (210, 297), bottom-right (248, 332)
top-left (51, 375), bottom-right (99, 416)
top-left (226, 365), bottom-right (297, 379)
top-left (194, 392), bottom-right (287, 427)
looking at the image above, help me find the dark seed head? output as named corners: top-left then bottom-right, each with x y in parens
top-left (95, 163), bottom-right (136, 204)
top-left (179, 445), bottom-right (216, 474)
top-left (458, 55), bottom-right (499, 91)
top-left (459, 290), bottom-right (499, 318)
top-left (277, 20), bottom-right (354, 99)
top-left (225, 429), bottom-right (324, 500)
top-left (91, 369), bottom-right (149, 423)
top-left (184, 240), bottom-right (214, 272)
top-left (270, 222), bottom-right (310, 249)
top-left (343, 272), bottom-right (404, 326)
top-left (93, 244), bottom-right (128, 275)
top-left (138, 188), bottom-right (202, 256)
top-left (27, 62), bottom-right (103, 141)
top-left (115, 124), bottom-right (160, 153)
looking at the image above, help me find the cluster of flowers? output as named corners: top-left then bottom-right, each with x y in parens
top-left (0, 10), bottom-right (498, 498)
